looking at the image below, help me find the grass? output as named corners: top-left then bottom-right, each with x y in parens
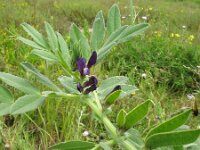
top-left (0, 0), bottom-right (200, 149)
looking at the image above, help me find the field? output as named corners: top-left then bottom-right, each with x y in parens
top-left (0, 0), bottom-right (200, 149)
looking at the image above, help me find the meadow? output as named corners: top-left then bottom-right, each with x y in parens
top-left (0, 0), bottom-right (200, 149)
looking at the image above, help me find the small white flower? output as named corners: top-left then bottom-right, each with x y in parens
top-left (5, 143), bottom-right (10, 148)
top-left (187, 94), bottom-right (195, 100)
top-left (82, 130), bottom-right (89, 137)
top-left (141, 16), bottom-right (147, 20)
top-left (124, 6), bottom-right (128, 9)
top-left (141, 73), bottom-right (147, 78)
top-left (198, 125), bottom-right (200, 129)
top-left (182, 25), bottom-right (186, 29)
top-left (121, 16), bottom-right (126, 19)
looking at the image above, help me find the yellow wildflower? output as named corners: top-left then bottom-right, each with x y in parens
top-left (175, 34), bottom-right (180, 38)
top-left (131, 92), bottom-right (136, 97)
top-left (188, 35), bottom-right (194, 41)
top-left (149, 7), bottom-right (153, 11)
top-left (170, 33), bottom-right (174, 38)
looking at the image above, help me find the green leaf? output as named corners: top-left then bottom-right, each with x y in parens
top-left (0, 85), bottom-right (14, 103)
top-left (185, 137), bottom-right (200, 150)
top-left (118, 23), bottom-right (149, 43)
top-left (58, 76), bottom-right (79, 94)
top-left (124, 100), bottom-right (152, 129)
top-left (56, 32), bottom-right (71, 66)
top-left (146, 109), bottom-right (192, 138)
top-left (107, 4), bottom-right (121, 35)
top-left (97, 41), bottom-right (116, 62)
top-left (69, 23), bottom-right (90, 59)
top-left (91, 10), bottom-right (105, 50)
top-left (45, 22), bottom-right (59, 52)
top-left (31, 49), bottom-right (58, 62)
top-left (97, 76), bottom-right (128, 97)
top-left (41, 91), bottom-right (80, 101)
top-left (11, 95), bottom-right (45, 115)
top-left (145, 130), bottom-right (200, 149)
top-left (21, 23), bottom-right (47, 48)
top-left (18, 37), bottom-right (46, 50)
top-left (116, 109), bottom-right (126, 127)
top-left (105, 90), bottom-right (121, 104)
top-left (120, 84), bottom-right (138, 98)
top-left (48, 141), bottom-right (95, 150)
top-left (21, 62), bottom-right (61, 92)
top-left (0, 103), bottom-right (12, 116)
top-left (0, 72), bottom-right (40, 94)
top-left (104, 25), bottom-right (128, 47)
top-left (125, 128), bottom-right (145, 149)
top-left (99, 142), bottom-right (112, 150)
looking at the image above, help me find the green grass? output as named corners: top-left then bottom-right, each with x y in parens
top-left (0, 0), bottom-right (200, 149)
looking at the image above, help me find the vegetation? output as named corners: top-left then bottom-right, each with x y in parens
top-left (0, 0), bottom-right (199, 149)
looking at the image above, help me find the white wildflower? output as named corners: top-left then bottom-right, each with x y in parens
top-left (121, 16), bottom-right (126, 19)
top-left (141, 16), bottom-right (147, 20)
top-left (5, 143), bottom-right (10, 148)
top-left (182, 25), bottom-right (186, 29)
top-left (82, 130), bottom-right (89, 137)
top-left (187, 94), bottom-right (195, 100)
top-left (141, 73), bottom-right (147, 78)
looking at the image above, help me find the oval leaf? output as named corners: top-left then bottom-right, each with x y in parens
top-left (21, 62), bottom-right (61, 92)
top-left (48, 141), bottom-right (95, 150)
top-left (118, 23), bottom-right (149, 44)
top-left (91, 10), bottom-right (105, 50)
top-left (116, 109), bottom-right (126, 127)
top-left (56, 32), bottom-right (71, 66)
top-left (70, 23), bottom-right (90, 59)
top-left (97, 76), bottom-right (128, 97)
top-left (105, 90), bottom-right (121, 104)
top-left (31, 49), bottom-right (58, 62)
top-left (107, 4), bottom-right (121, 35)
top-left (124, 100), bottom-right (152, 129)
top-left (45, 22), bottom-right (59, 51)
top-left (11, 95), bottom-right (45, 115)
top-left (18, 36), bottom-right (46, 50)
top-left (58, 76), bottom-right (79, 94)
top-left (21, 23), bottom-right (47, 48)
top-left (0, 103), bottom-right (12, 116)
top-left (146, 109), bottom-right (192, 138)
top-left (0, 86), bottom-right (14, 103)
top-left (145, 130), bottom-right (200, 149)
top-left (0, 72), bottom-right (40, 94)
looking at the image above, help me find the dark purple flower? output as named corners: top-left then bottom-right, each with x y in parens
top-left (77, 76), bottom-right (98, 94)
top-left (83, 76), bottom-right (98, 87)
top-left (77, 51), bottom-right (97, 76)
top-left (77, 83), bottom-right (83, 93)
top-left (84, 84), bottom-right (97, 94)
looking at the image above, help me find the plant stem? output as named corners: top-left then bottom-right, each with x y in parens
top-left (85, 99), bottom-right (136, 150)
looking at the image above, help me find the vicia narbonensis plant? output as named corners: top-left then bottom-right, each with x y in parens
top-left (0, 3), bottom-right (200, 150)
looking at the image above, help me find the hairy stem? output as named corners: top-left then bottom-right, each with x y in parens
top-left (85, 98), bottom-right (136, 150)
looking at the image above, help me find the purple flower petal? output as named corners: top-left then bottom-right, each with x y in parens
top-left (77, 83), bottom-right (83, 93)
top-left (84, 84), bottom-right (97, 94)
top-left (83, 67), bottom-right (90, 76)
top-left (83, 76), bottom-right (98, 87)
top-left (77, 58), bottom-right (86, 76)
top-left (87, 51), bottom-right (97, 68)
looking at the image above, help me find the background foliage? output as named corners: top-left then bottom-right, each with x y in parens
top-left (0, 0), bottom-right (200, 149)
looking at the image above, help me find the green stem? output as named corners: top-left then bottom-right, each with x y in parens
top-left (85, 99), bottom-right (136, 150)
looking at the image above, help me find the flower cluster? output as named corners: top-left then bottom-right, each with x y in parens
top-left (77, 51), bottom-right (98, 94)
